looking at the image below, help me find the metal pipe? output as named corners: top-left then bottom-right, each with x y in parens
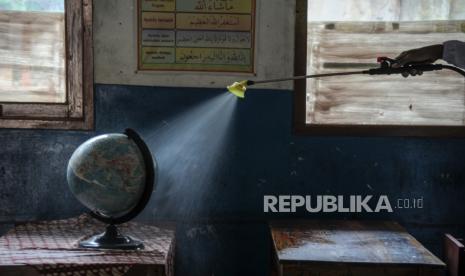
top-left (227, 63), bottom-right (465, 99)
top-left (248, 71), bottom-right (366, 85)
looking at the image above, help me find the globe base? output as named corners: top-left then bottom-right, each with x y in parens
top-left (79, 224), bottom-right (144, 250)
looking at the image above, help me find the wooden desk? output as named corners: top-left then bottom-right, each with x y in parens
top-left (270, 220), bottom-right (445, 276)
top-left (0, 214), bottom-right (175, 276)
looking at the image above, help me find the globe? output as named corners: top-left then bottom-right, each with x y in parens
top-left (67, 129), bottom-right (156, 250)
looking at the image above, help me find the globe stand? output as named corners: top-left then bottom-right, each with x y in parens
top-left (72, 129), bottom-right (156, 251)
top-left (79, 224), bottom-right (144, 250)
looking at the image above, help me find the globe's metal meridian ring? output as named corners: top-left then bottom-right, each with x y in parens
top-left (89, 128), bottom-right (156, 225)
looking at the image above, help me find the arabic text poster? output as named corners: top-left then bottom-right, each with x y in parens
top-left (138, 0), bottom-right (255, 72)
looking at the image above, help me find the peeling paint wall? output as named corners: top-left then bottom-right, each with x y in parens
top-left (1, 86), bottom-right (465, 276)
top-left (93, 0), bottom-right (295, 90)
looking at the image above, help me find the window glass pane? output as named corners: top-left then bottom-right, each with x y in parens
top-left (0, 0), bottom-right (65, 103)
top-left (0, 0), bottom-right (64, 13)
top-left (306, 0), bottom-right (465, 126)
top-left (308, 0), bottom-right (465, 22)
top-left (307, 22), bottom-right (465, 126)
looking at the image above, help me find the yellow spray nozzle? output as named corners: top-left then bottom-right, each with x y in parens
top-left (227, 80), bottom-right (248, 98)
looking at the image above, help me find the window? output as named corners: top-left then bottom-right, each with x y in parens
top-left (0, 0), bottom-right (93, 130)
top-left (294, 0), bottom-right (465, 136)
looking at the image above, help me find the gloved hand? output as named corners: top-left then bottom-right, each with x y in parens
top-left (394, 44), bottom-right (443, 67)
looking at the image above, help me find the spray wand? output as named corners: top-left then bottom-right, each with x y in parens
top-left (227, 57), bottom-right (465, 98)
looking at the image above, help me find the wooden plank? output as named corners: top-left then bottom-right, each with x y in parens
top-left (66, 0), bottom-right (84, 119)
top-left (280, 263), bottom-right (443, 276)
top-left (0, 118), bottom-right (92, 130)
top-left (81, 0), bottom-right (94, 130)
top-left (0, 103), bottom-right (68, 118)
top-left (444, 233), bottom-right (465, 276)
top-left (270, 220), bottom-right (445, 276)
top-left (306, 21), bottom-right (465, 126)
top-left (293, 0), bottom-right (308, 134)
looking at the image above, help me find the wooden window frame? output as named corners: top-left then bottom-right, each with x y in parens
top-left (0, 0), bottom-right (94, 130)
top-left (293, 0), bottom-right (465, 137)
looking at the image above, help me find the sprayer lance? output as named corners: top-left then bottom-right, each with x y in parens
top-left (227, 57), bottom-right (465, 99)
top-left (248, 71), bottom-right (366, 85)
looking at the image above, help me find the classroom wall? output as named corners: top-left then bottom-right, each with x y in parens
top-left (93, 0), bottom-right (295, 90)
top-left (1, 85), bottom-right (465, 275)
top-left (1, 1), bottom-right (465, 275)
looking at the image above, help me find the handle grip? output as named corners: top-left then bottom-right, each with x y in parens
top-left (365, 64), bottom-right (444, 76)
